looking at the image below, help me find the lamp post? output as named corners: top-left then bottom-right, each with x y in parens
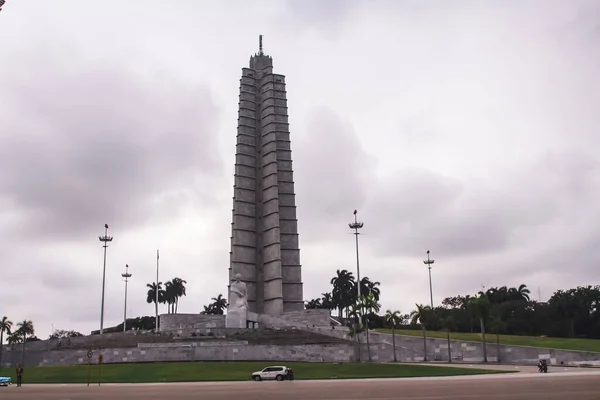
top-left (348, 210), bottom-right (364, 300)
top-left (121, 264), bottom-right (132, 333)
top-left (423, 250), bottom-right (435, 308)
top-left (98, 224), bottom-right (113, 335)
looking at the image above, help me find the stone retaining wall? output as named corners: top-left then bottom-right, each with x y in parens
top-left (303, 326), bottom-right (600, 366)
top-left (0, 341), bottom-right (354, 367)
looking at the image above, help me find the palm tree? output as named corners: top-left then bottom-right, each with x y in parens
top-left (347, 303), bottom-right (365, 362)
top-left (210, 294), bottom-right (228, 314)
top-left (163, 281), bottom-right (177, 314)
top-left (411, 304), bottom-right (434, 361)
top-left (357, 293), bottom-right (381, 362)
top-left (171, 277), bottom-right (187, 313)
top-left (16, 320), bottom-right (34, 364)
top-left (201, 305), bottom-right (213, 314)
top-left (516, 284), bottom-right (531, 301)
top-left (305, 299), bottom-right (323, 309)
top-left (470, 294), bottom-right (491, 362)
top-left (331, 269), bottom-right (355, 318)
top-left (321, 292), bottom-right (334, 312)
top-left (0, 316), bottom-right (13, 367)
top-left (146, 282), bottom-right (164, 322)
top-left (7, 333), bottom-right (21, 345)
top-left (359, 277), bottom-right (381, 301)
top-left (487, 313), bottom-right (507, 363)
top-left (439, 314), bottom-right (455, 363)
top-left (346, 319), bottom-right (365, 362)
top-left (384, 310), bottom-right (402, 362)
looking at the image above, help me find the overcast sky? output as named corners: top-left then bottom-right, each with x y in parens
top-left (1, 0), bottom-right (599, 339)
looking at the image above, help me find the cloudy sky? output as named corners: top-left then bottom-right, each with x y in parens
top-left (1, 0), bottom-right (599, 339)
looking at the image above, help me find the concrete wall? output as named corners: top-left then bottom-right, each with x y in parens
top-left (1, 341), bottom-right (354, 367)
top-left (158, 310), bottom-right (329, 332)
top-left (0, 331), bottom-right (155, 355)
top-left (304, 326), bottom-right (600, 366)
top-left (159, 314), bottom-right (225, 332)
top-left (258, 309), bottom-right (330, 329)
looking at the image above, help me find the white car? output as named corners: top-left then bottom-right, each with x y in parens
top-left (251, 366), bottom-right (295, 381)
top-left (0, 377), bottom-right (11, 387)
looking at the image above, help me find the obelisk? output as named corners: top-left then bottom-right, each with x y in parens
top-left (228, 36), bottom-right (304, 315)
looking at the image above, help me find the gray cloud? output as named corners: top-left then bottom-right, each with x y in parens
top-left (0, 46), bottom-right (223, 243)
top-left (1, 0), bottom-right (600, 339)
top-left (294, 106), bottom-right (377, 243)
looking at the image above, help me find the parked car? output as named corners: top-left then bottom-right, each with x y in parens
top-left (251, 366), bottom-right (294, 381)
top-left (0, 376), bottom-right (11, 387)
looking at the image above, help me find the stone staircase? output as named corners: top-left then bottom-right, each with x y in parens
top-left (51, 331), bottom-right (181, 350)
top-left (49, 327), bottom-right (351, 351)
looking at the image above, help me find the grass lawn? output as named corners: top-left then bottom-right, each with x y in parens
top-left (376, 329), bottom-right (600, 353)
top-left (0, 361), bottom-right (509, 384)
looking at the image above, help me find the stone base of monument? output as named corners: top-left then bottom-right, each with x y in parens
top-left (4, 307), bottom-right (596, 367)
top-left (159, 309), bottom-right (330, 334)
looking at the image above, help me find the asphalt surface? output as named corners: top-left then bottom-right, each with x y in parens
top-left (3, 371), bottom-right (600, 400)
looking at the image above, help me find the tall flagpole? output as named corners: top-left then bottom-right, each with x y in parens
top-left (155, 249), bottom-right (159, 332)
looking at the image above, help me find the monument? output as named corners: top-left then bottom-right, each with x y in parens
top-left (225, 274), bottom-right (248, 328)
top-left (228, 35), bottom-right (304, 317)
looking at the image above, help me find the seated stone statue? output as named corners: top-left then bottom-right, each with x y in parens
top-left (225, 273), bottom-right (248, 328)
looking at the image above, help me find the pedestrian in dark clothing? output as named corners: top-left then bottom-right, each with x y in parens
top-left (16, 363), bottom-right (23, 387)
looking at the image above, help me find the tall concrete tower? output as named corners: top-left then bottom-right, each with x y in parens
top-left (228, 36), bottom-right (304, 315)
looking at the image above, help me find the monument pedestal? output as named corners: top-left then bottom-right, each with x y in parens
top-left (225, 311), bottom-right (246, 328)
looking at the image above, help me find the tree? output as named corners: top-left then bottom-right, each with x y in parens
top-left (331, 269), bottom-right (356, 318)
top-left (321, 292), bottom-right (335, 311)
top-left (171, 277), bottom-right (187, 313)
top-left (511, 284), bottom-right (531, 302)
top-left (432, 307), bottom-right (456, 363)
top-left (163, 281), bottom-right (177, 314)
top-left (356, 293), bottom-right (381, 362)
top-left (48, 329), bottom-right (83, 340)
top-left (347, 302), bottom-right (365, 362)
top-left (7, 332), bottom-right (21, 345)
top-left (384, 310), bottom-right (402, 362)
top-left (146, 282), bottom-right (164, 320)
top-left (16, 320), bottom-right (34, 364)
top-left (305, 298), bottom-right (323, 309)
top-left (487, 312), bottom-right (507, 363)
top-left (359, 277), bottom-right (381, 302)
top-left (346, 318), bottom-right (366, 362)
top-left (411, 304), bottom-right (435, 361)
top-left (469, 294), bottom-right (491, 362)
top-left (202, 294), bottom-right (228, 315)
top-left (0, 316), bottom-right (13, 367)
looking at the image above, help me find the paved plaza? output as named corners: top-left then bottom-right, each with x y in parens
top-left (3, 370), bottom-right (600, 400)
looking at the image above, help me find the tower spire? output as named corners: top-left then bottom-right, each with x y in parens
top-left (259, 34), bottom-right (263, 55)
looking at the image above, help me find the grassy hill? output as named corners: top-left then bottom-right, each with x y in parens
top-left (375, 329), bottom-right (600, 353)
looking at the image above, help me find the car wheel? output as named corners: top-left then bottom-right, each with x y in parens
top-left (276, 375), bottom-right (284, 381)
top-left (253, 376), bottom-right (261, 381)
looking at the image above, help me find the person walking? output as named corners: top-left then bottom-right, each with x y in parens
top-left (16, 363), bottom-right (23, 387)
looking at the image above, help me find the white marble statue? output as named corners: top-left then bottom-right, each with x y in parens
top-left (225, 273), bottom-right (248, 328)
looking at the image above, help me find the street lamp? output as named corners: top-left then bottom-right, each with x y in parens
top-left (98, 224), bottom-right (113, 335)
top-left (348, 210), bottom-right (364, 300)
top-left (423, 250), bottom-right (435, 308)
top-left (121, 264), bottom-right (132, 333)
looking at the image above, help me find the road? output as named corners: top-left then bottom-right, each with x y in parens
top-left (3, 371), bottom-right (600, 399)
